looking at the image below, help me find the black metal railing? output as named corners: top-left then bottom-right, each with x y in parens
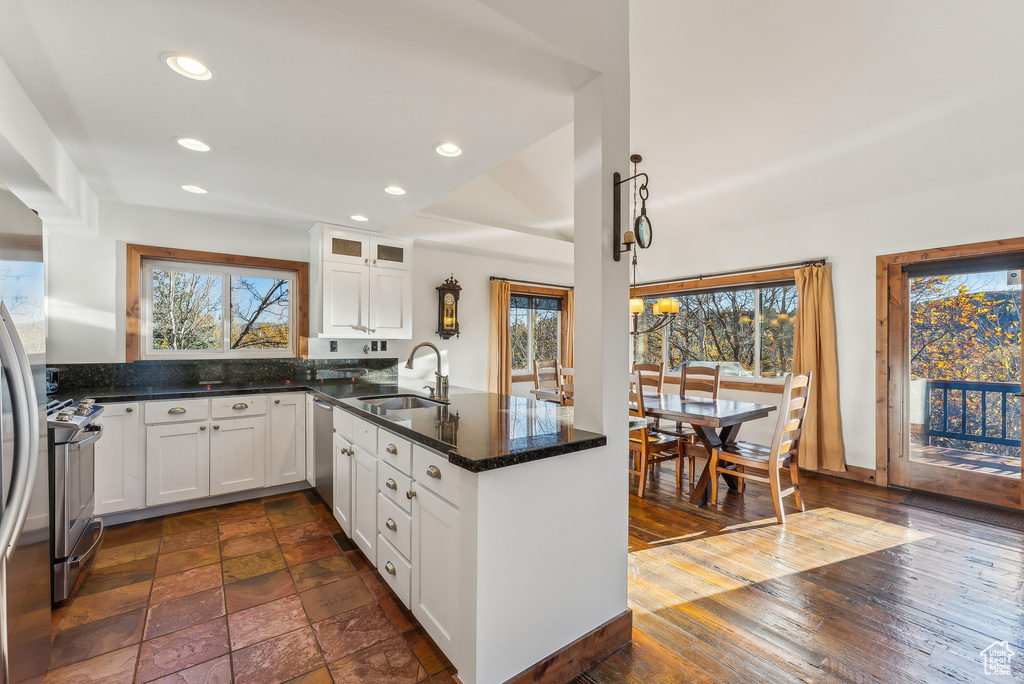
top-left (921, 379), bottom-right (1020, 448)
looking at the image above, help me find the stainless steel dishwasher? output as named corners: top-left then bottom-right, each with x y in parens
top-left (312, 397), bottom-right (334, 508)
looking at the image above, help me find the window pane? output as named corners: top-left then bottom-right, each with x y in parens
top-left (510, 306), bottom-right (529, 371)
top-left (151, 269), bottom-right (223, 350)
top-left (230, 276), bottom-right (291, 349)
top-left (533, 309), bottom-right (559, 362)
top-left (632, 298), bottom-right (664, 365)
top-left (659, 290), bottom-right (755, 375)
top-left (760, 285), bottom-right (797, 376)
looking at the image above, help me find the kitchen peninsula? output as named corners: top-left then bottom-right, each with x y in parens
top-left (58, 358), bottom-right (619, 684)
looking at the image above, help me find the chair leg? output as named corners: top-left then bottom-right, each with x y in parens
top-left (688, 452), bottom-right (695, 485)
top-left (736, 465), bottom-right (746, 493)
top-left (675, 441), bottom-right (683, 489)
top-left (768, 467), bottom-right (786, 524)
top-left (636, 448), bottom-right (649, 499)
top-left (708, 450), bottom-right (720, 504)
top-left (789, 460), bottom-right (804, 511)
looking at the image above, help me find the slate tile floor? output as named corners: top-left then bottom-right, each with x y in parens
top-left (46, 490), bottom-right (456, 684)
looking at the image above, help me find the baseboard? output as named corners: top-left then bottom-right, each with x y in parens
top-left (811, 464), bottom-right (877, 484)
top-left (503, 609), bottom-right (633, 684)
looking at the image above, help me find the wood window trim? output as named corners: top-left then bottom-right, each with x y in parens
top-left (630, 267), bottom-right (796, 298)
top-left (875, 235), bottom-right (1024, 491)
top-left (126, 243), bottom-right (309, 362)
top-left (509, 283), bottom-right (572, 372)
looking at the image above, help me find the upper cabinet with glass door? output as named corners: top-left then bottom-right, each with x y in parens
top-left (309, 223), bottom-right (413, 339)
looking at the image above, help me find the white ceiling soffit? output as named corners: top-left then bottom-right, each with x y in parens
top-left (632, 0), bottom-right (1024, 242)
top-left (0, 1), bottom-right (596, 231)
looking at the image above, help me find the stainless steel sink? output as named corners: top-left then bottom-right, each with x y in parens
top-left (358, 394), bottom-right (447, 410)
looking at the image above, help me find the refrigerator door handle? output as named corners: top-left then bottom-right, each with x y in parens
top-left (0, 302), bottom-right (38, 560)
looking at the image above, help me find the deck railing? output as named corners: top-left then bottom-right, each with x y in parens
top-left (921, 379), bottom-right (1020, 448)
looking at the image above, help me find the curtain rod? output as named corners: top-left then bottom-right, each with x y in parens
top-left (635, 258), bottom-right (826, 288)
top-left (489, 276), bottom-right (573, 290)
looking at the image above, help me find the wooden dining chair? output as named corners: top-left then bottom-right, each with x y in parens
top-left (708, 372), bottom-right (812, 523)
top-left (632, 362), bottom-right (665, 393)
top-left (652, 363), bottom-right (722, 484)
top-left (629, 371), bottom-right (684, 498)
top-left (558, 367), bottom-right (574, 406)
top-left (533, 359), bottom-right (561, 403)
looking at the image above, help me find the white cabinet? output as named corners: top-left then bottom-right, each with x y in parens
top-left (309, 223), bottom-right (413, 339)
top-left (209, 416), bottom-right (266, 496)
top-left (94, 402), bottom-right (142, 515)
top-left (351, 445), bottom-right (378, 561)
top-left (269, 393), bottom-right (305, 486)
top-left (333, 433), bottom-right (354, 535)
top-left (412, 482), bottom-right (460, 655)
top-left (146, 421), bottom-right (210, 506)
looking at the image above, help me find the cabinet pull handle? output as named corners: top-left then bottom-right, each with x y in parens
top-left (384, 561), bottom-right (396, 576)
top-left (275, 399), bottom-right (281, 404)
top-left (385, 478), bottom-right (397, 490)
top-left (199, 425), bottom-right (207, 431)
top-left (386, 444), bottom-right (398, 455)
top-left (232, 402), bottom-right (248, 410)
top-left (168, 407), bottom-right (186, 415)
top-left (385, 518), bottom-right (397, 531)
top-left (426, 465), bottom-right (442, 479)
top-left (213, 425), bottom-right (220, 430)
top-left (406, 490), bottom-right (417, 500)
top-left (348, 448), bottom-right (356, 456)
top-left (125, 407), bottom-right (133, 413)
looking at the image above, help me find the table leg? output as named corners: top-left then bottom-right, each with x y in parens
top-left (688, 423), bottom-right (742, 507)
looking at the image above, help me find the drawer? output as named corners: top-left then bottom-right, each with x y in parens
top-left (412, 445), bottom-right (461, 508)
top-left (376, 535), bottom-right (411, 607)
top-left (211, 395), bottom-right (267, 419)
top-left (334, 407), bottom-right (354, 440)
top-left (378, 460), bottom-right (412, 514)
top-left (145, 398), bottom-right (209, 425)
top-left (352, 416), bottom-right (378, 454)
top-left (377, 431), bottom-right (411, 475)
top-left (377, 493), bottom-right (411, 559)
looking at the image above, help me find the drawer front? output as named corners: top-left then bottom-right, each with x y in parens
top-left (352, 416), bottom-right (378, 454)
top-left (334, 407), bottom-right (354, 440)
top-left (211, 395), bottom-right (268, 419)
top-left (377, 431), bottom-right (411, 475)
top-left (377, 493), bottom-right (412, 559)
top-left (145, 398), bottom-right (210, 425)
top-left (378, 460), bottom-right (413, 514)
top-left (412, 445), bottom-right (461, 508)
top-left (376, 535), bottom-right (411, 607)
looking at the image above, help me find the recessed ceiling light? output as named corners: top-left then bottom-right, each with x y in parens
top-left (181, 185), bottom-right (208, 194)
top-left (164, 54), bottom-right (213, 81)
top-left (176, 137), bottom-right (212, 152)
top-left (434, 143), bottom-right (462, 157)
top-left (350, 215), bottom-right (369, 222)
top-left (384, 186), bottom-right (406, 196)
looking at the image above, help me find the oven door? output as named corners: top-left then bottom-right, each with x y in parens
top-left (54, 424), bottom-right (100, 559)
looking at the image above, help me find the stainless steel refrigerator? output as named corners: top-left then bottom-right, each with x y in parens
top-left (0, 186), bottom-right (49, 683)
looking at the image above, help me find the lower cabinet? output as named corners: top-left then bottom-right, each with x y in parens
top-left (146, 421), bottom-right (211, 506)
top-left (269, 393), bottom-right (305, 486)
top-left (411, 482), bottom-right (460, 654)
top-left (333, 433), bottom-right (354, 535)
top-left (94, 402), bottom-right (142, 515)
top-left (210, 416), bottom-right (267, 495)
top-left (351, 445), bottom-right (378, 561)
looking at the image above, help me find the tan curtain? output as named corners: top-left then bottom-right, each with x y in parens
top-left (487, 280), bottom-right (512, 394)
top-left (563, 290), bottom-right (574, 368)
top-left (793, 264), bottom-right (846, 471)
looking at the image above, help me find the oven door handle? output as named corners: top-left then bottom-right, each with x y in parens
top-left (66, 518), bottom-right (104, 571)
top-left (67, 425), bottom-right (103, 449)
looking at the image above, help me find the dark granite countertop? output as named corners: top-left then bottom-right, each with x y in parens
top-left (69, 382), bottom-right (607, 473)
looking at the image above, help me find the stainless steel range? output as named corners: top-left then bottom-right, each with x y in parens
top-left (47, 398), bottom-right (104, 603)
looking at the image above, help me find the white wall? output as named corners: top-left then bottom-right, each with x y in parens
top-left (638, 169), bottom-right (1024, 470)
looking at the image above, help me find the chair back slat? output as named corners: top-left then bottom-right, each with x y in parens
top-left (628, 371), bottom-right (646, 419)
top-left (534, 359), bottom-right (560, 390)
top-left (680, 363), bottom-right (721, 400)
top-left (632, 362), bottom-right (665, 392)
top-left (768, 371), bottom-right (813, 468)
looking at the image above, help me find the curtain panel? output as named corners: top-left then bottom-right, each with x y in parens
top-left (487, 280), bottom-right (512, 394)
top-left (564, 290), bottom-right (574, 368)
top-left (793, 264), bottom-right (847, 472)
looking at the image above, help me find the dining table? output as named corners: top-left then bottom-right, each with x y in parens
top-left (642, 392), bottom-right (776, 506)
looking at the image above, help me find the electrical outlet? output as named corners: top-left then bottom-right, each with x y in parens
top-left (380, 341), bottom-right (388, 351)
top-left (329, 340), bottom-right (338, 352)
top-left (371, 341), bottom-right (379, 352)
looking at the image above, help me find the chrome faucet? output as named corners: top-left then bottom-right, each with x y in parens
top-left (406, 341), bottom-right (449, 402)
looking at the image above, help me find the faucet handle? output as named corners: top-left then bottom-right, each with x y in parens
top-left (423, 385), bottom-right (436, 399)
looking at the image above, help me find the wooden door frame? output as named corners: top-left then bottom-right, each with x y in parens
top-left (876, 237), bottom-right (1024, 508)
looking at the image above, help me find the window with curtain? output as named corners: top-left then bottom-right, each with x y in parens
top-left (510, 294), bottom-right (562, 372)
top-left (632, 282), bottom-right (798, 377)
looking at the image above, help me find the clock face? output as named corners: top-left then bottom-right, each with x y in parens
top-left (444, 293), bottom-right (455, 305)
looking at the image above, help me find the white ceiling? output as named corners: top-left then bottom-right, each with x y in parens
top-left (0, 0), bottom-right (595, 231)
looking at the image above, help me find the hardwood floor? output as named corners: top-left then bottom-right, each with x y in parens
top-left (577, 461), bottom-right (1024, 683)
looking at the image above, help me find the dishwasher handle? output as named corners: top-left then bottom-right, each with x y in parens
top-left (313, 398), bottom-right (334, 411)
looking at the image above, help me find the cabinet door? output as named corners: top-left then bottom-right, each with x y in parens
top-left (305, 394), bottom-right (316, 486)
top-left (369, 236), bottom-right (412, 271)
top-left (94, 403), bottom-right (142, 515)
top-left (323, 228), bottom-right (370, 266)
top-left (210, 416), bottom-right (267, 495)
top-left (269, 394), bottom-right (305, 486)
top-left (333, 434), bottom-right (354, 535)
top-left (322, 262), bottom-right (370, 337)
top-left (412, 484), bottom-right (460, 655)
top-left (368, 267), bottom-right (412, 339)
top-left (146, 422), bottom-right (210, 506)
top-left (351, 446), bottom-right (378, 562)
